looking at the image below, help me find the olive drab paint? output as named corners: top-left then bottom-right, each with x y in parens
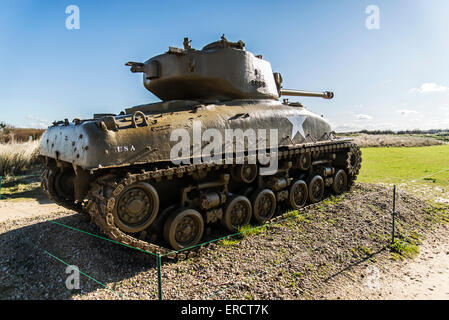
top-left (39, 37), bottom-right (362, 255)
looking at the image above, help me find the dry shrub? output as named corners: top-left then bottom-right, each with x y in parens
top-left (13, 128), bottom-right (45, 142)
top-left (0, 140), bottom-right (41, 176)
top-left (0, 128), bottom-right (45, 143)
top-left (352, 134), bottom-right (445, 148)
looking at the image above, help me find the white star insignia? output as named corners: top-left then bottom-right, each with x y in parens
top-left (287, 115), bottom-right (307, 140)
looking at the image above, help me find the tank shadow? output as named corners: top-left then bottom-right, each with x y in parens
top-left (0, 213), bottom-right (160, 300)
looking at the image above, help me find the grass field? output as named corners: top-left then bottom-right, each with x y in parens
top-left (358, 144), bottom-right (449, 187)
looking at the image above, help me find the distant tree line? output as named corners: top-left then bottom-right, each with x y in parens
top-left (0, 121), bottom-right (45, 143)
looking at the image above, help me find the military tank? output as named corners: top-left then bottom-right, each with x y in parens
top-left (40, 36), bottom-right (361, 258)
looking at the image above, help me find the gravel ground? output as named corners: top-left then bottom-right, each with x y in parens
top-left (0, 182), bottom-right (445, 300)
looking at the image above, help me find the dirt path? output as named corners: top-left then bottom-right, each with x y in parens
top-left (326, 224), bottom-right (449, 300)
top-left (380, 232), bottom-right (449, 299)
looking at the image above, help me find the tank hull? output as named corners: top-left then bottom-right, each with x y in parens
top-left (40, 99), bottom-right (333, 170)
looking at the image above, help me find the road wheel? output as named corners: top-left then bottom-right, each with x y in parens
top-left (332, 169), bottom-right (348, 195)
top-left (222, 195), bottom-right (252, 232)
top-left (288, 179), bottom-right (308, 209)
top-left (147, 205), bottom-right (177, 243)
top-left (113, 182), bottom-right (159, 233)
top-left (251, 189), bottom-right (277, 223)
top-left (308, 175), bottom-right (324, 203)
top-left (163, 208), bottom-right (204, 250)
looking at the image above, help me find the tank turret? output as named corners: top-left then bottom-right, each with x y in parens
top-left (126, 36), bottom-right (334, 103)
top-left (126, 35), bottom-right (280, 101)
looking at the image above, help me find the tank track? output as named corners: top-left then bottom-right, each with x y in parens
top-left (43, 140), bottom-right (361, 260)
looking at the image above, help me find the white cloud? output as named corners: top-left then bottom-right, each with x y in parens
top-left (409, 82), bottom-right (449, 94)
top-left (356, 114), bottom-right (372, 120)
top-left (25, 115), bottom-right (50, 129)
top-left (397, 109), bottom-right (418, 116)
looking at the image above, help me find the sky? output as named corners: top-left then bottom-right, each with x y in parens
top-left (1, 0), bottom-right (449, 132)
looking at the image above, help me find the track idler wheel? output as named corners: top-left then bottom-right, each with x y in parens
top-left (113, 182), bottom-right (159, 233)
top-left (332, 169), bottom-right (348, 195)
top-left (308, 175), bottom-right (324, 203)
top-left (288, 180), bottom-right (308, 209)
top-left (222, 195), bottom-right (252, 231)
top-left (251, 189), bottom-right (277, 223)
top-left (163, 208), bottom-right (204, 250)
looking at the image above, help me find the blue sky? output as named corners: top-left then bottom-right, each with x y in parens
top-left (1, 0), bottom-right (449, 132)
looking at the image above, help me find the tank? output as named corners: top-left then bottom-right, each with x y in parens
top-left (39, 36), bottom-right (362, 258)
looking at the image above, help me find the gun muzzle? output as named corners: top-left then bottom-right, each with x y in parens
top-left (125, 61), bottom-right (145, 73)
top-left (280, 89), bottom-right (334, 99)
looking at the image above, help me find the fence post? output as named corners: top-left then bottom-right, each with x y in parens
top-left (391, 185), bottom-right (396, 244)
top-left (0, 176), bottom-right (3, 199)
top-left (156, 253), bottom-right (163, 300)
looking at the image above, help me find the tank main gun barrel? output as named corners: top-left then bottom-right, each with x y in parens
top-left (279, 89), bottom-right (334, 99)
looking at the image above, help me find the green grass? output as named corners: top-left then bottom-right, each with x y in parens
top-left (219, 238), bottom-right (240, 247)
top-left (423, 203), bottom-right (449, 224)
top-left (351, 245), bottom-right (374, 258)
top-left (237, 224), bottom-right (267, 238)
top-left (358, 145), bottom-right (449, 187)
top-left (0, 174), bottom-right (43, 201)
top-left (389, 235), bottom-right (420, 260)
